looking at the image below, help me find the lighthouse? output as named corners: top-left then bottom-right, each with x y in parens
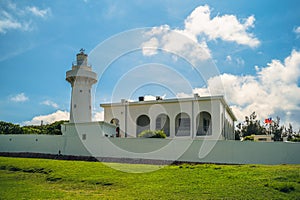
top-left (66, 49), bottom-right (97, 123)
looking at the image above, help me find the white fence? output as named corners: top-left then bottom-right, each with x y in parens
top-left (0, 123), bottom-right (299, 165)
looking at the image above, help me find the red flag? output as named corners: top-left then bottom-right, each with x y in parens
top-left (264, 118), bottom-right (272, 124)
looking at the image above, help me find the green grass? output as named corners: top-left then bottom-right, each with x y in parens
top-left (0, 157), bottom-right (299, 199)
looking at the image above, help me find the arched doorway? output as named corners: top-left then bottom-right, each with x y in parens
top-left (136, 115), bottom-right (150, 137)
top-left (175, 112), bottom-right (190, 136)
top-left (156, 114), bottom-right (170, 137)
top-left (196, 111), bottom-right (212, 136)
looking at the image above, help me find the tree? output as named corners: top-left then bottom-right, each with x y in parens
top-left (269, 117), bottom-right (284, 141)
top-left (290, 132), bottom-right (300, 142)
top-left (284, 123), bottom-right (294, 141)
top-left (235, 112), bottom-right (266, 138)
top-left (0, 121), bottom-right (23, 134)
top-left (44, 120), bottom-right (67, 135)
top-left (0, 120), bottom-right (67, 135)
top-left (285, 126), bottom-right (300, 142)
top-left (22, 127), bottom-right (42, 134)
top-left (234, 129), bottom-right (241, 140)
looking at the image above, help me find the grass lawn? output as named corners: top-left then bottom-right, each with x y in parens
top-left (0, 156), bottom-right (299, 199)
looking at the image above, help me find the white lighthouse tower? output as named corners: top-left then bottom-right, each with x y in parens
top-left (66, 49), bottom-right (97, 123)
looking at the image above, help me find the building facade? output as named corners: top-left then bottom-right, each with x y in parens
top-left (101, 94), bottom-right (237, 140)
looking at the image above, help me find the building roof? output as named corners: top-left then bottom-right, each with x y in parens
top-left (100, 95), bottom-right (237, 121)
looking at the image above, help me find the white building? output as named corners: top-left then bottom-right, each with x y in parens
top-left (101, 94), bottom-right (237, 140)
top-left (2, 50), bottom-right (298, 165)
top-left (65, 50), bottom-right (236, 140)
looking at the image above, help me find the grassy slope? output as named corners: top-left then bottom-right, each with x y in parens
top-left (0, 157), bottom-right (299, 199)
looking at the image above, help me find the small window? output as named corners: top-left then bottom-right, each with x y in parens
top-left (74, 104), bottom-right (77, 108)
top-left (82, 134), bottom-right (86, 140)
top-left (35, 139), bottom-right (38, 142)
top-left (80, 90), bottom-right (83, 93)
top-left (258, 138), bottom-right (267, 141)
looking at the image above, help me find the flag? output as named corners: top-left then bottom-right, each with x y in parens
top-left (264, 118), bottom-right (272, 124)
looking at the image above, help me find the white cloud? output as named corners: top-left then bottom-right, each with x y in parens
top-left (141, 5), bottom-right (259, 66)
top-left (184, 5), bottom-right (260, 47)
top-left (226, 55), bottom-right (232, 62)
top-left (236, 57), bottom-right (245, 66)
top-left (23, 110), bottom-right (69, 125)
top-left (10, 93), bottom-right (29, 102)
top-left (294, 26), bottom-right (300, 38)
top-left (0, 9), bottom-right (28, 33)
top-left (0, 3), bottom-right (51, 34)
top-left (141, 37), bottom-right (159, 56)
top-left (143, 95), bottom-right (166, 101)
top-left (141, 25), bottom-right (212, 65)
top-left (0, 17), bottom-right (21, 33)
top-left (93, 111), bottom-right (104, 121)
top-left (26, 6), bottom-right (51, 18)
top-left (22, 109), bottom-right (105, 125)
top-left (143, 95), bottom-right (157, 101)
top-left (189, 50), bottom-right (300, 128)
top-left (176, 92), bottom-right (193, 98)
top-left (41, 100), bottom-right (59, 109)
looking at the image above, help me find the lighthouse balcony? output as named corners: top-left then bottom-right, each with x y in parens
top-left (72, 61), bottom-right (92, 70)
top-left (66, 68), bottom-right (97, 83)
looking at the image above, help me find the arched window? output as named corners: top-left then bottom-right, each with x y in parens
top-left (156, 114), bottom-right (170, 137)
top-left (175, 113), bottom-right (190, 136)
top-left (196, 111), bottom-right (212, 136)
top-left (136, 115), bottom-right (150, 137)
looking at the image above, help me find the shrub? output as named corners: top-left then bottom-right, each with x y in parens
top-left (138, 130), bottom-right (166, 138)
top-left (289, 134), bottom-right (300, 142)
top-left (243, 135), bottom-right (254, 141)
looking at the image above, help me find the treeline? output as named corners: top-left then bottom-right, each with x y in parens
top-left (235, 112), bottom-right (300, 142)
top-left (0, 120), bottom-right (68, 135)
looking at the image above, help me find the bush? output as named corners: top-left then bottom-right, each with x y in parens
top-left (290, 136), bottom-right (300, 142)
top-left (243, 135), bottom-right (254, 141)
top-left (138, 130), bottom-right (166, 138)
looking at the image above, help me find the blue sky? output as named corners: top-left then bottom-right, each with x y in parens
top-left (0, 0), bottom-right (300, 130)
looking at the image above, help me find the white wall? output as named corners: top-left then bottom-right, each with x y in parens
top-left (1, 128), bottom-right (299, 164)
top-left (0, 134), bottom-right (64, 155)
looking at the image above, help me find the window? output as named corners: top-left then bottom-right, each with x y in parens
top-left (82, 134), bottom-right (86, 140)
top-left (136, 115), bottom-right (150, 137)
top-left (156, 114), bottom-right (170, 137)
top-left (258, 138), bottom-right (267, 141)
top-left (175, 113), bottom-right (190, 136)
top-left (196, 112), bottom-right (212, 136)
top-left (203, 119), bottom-right (210, 132)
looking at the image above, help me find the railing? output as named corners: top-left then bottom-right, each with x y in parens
top-left (72, 61), bottom-right (92, 67)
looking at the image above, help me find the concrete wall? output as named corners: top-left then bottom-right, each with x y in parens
top-left (0, 124), bottom-right (299, 164)
top-left (0, 134), bottom-right (64, 155)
